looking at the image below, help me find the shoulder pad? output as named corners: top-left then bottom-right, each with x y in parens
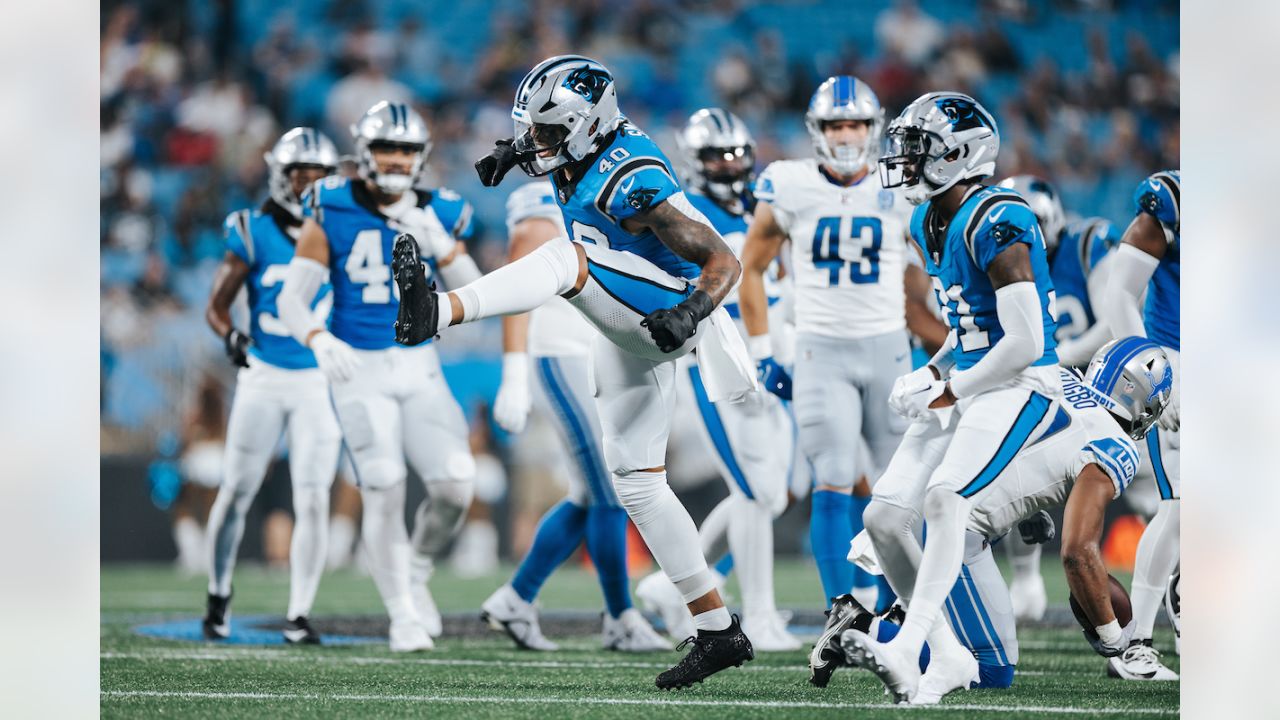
top-left (1085, 435), bottom-right (1141, 498)
top-left (424, 188), bottom-right (474, 239)
top-left (223, 209), bottom-right (254, 264)
top-left (593, 153), bottom-right (679, 221)
top-left (962, 188), bottom-right (1037, 270)
top-left (1133, 170), bottom-right (1180, 233)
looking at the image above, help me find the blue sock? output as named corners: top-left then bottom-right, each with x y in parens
top-left (849, 494), bottom-right (876, 590)
top-left (876, 601), bottom-right (1012, 689)
top-left (511, 500), bottom-right (587, 603)
top-left (874, 576), bottom-right (897, 614)
top-left (586, 505), bottom-right (631, 617)
top-left (810, 490), bottom-right (854, 605)
top-left (714, 553), bottom-right (734, 577)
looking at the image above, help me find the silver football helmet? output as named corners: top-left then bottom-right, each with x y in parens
top-left (350, 100), bottom-right (432, 195)
top-left (677, 107), bottom-right (756, 209)
top-left (264, 127), bottom-right (339, 218)
top-left (805, 76), bottom-right (884, 176)
top-left (511, 55), bottom-right (622, 176)
top-left (998, 175), bottom-right (1066, 254)
top-left (1084, 337), bottom-right (1174, 440)
top-left (879, 91), bottom-right (1000, 205)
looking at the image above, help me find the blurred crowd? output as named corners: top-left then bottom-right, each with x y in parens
top-left (100, 0), bottom-right (1178, 508)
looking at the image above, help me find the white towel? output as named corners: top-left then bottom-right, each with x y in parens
top-left (695, 307), bottom-right (759, 403)
top-left (847, 530), bottom-right (884, 576)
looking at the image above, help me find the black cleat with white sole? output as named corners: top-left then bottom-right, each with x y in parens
top-left (809, 594), bottom-right (873, 688)
top-left (655, 614), bottom-right (754, 690)
top-left (392, 233), bottom-right (439, 346)
top-left (203, 590), bottom-right (232, 641)
top-left (283, 616), bottom-right (322, 645)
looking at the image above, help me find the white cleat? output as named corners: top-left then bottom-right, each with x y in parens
top-left (1009, 571), bottom-right (1048, 622)
top-left (1107, 640), bottom-right (1179, 681)
top-left (636, 572), bottom-right (695, 641)
top-left (389, 619), bottom-right (433, 652)
top-left (743, 613), bottom-right (803, 652)
top-left (411, 558), bottom-right (444, 638)
top-left (480, 584), bottom-right (559, 651)
top-left (602, 608), bottom-right (671, 652)
top-left (910, 645), bottom-right (980, 705)
top-left (840, 629), bottom-right (921, 703)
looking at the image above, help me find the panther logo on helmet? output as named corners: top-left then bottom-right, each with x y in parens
top-left (936, 97), bottom-right (993, 132)
top-left (563, 67), bottom-right (612, 103)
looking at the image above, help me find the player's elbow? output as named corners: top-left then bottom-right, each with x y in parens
top-left (1061, 538), bottom-right (1099, 573)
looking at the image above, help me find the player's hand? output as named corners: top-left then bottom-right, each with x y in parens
top-left (493, 352), bottom-right (532, 434)
top-left (899, 379), bottom-right (954, 427)
top-left (310, 331), bottom-right (362, 384)
top-left (756, 357), bottom-right (792, 400)
top-left (1017, 510), bottom-right (1056, 545)
top-left (1157, 384), bottom-right (1180, 432)
top-left (475, 138), bottom-right (523, 187)
top-left (888, 366), bottom-right (938, 417)
top-left (641, 291), bottom-right (714, 353)
top-left (224, 328), bottom-right (250, 368)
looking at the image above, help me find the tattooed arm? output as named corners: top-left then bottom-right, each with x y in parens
top-left (622, 194), bottom-right (742, 306)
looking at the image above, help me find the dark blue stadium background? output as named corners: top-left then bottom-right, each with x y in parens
top-left (100, 0), bottom-right (1178, 559)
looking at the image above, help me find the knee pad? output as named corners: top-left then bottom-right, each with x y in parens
top-left (611, 471), bottom-right (664, 521)
top-left (352, 456), bottom-right (407, 491)
top-left (426, 477), bottom-right (475, 515)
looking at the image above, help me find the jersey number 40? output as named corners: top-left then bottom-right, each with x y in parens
top-left (811, 216), bottom-right (882, 286)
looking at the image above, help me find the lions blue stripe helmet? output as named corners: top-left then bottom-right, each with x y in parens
top-left (1084, 337), bottom-right (1174, 440)
top-left (804, 76), bottom-right (884, 175)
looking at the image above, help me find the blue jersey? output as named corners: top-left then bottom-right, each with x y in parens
top-left (1050, 217), bottom-right (1121, 343)
top-left (685, 192), bottom-right (780, 319)
top-left (911, 186), bottom-right (1059, 371)
top-left (224, 202), bottom-right (331, 370)
top-left (1133, 170), bottom-right (1180, 351)
top-left (304, 177), bottom-right (470, 349)
top-left (552, 122), bottom-right (701, 281)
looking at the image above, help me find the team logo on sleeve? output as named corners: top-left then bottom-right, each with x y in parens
top-left (1139, 190), bottom-right (1163, 215)
top-left (988, 220), bottom-right (1025, 246)
top-left (626, 186), bottom-right (660, 211)
top-left (878, 189), bottom-right (894, 210)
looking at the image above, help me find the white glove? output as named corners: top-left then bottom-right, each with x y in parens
top-left (900, 378), bottom-right (955, 429)
top-left (493, 352), bottom-right (532, 434)
top-left (1157, 382), bottom-right (1180, 432)
top-left (888, 366), bottom-right (939, 418)
top-left (310, 331), bottom-right (361, 384)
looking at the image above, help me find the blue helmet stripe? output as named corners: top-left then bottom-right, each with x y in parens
top-left (707, 109), bottom-right (725, 133)
top-left (1095, 337), bottom-right (1156, 395)
top-left (832, 76), bottom-right (855, 106)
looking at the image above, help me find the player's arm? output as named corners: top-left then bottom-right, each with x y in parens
top-left (739, 201), bottom-right (786, 347)
top-left (205, 252), bottom-right (252, 367)
top-left (492, 217), bottom-right (561, 433)
top-left (279, 218), bottom-right (331, 347)
top-left (904, 262), bottom-right (948, 357)
top-left (1101, 212), bottom-right (1163, 341)
top-left (1061, 463), bottom-right (1126, 652)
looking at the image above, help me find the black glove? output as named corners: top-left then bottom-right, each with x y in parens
top-left (475, 138), bottom-right (522, 187)
top-left (1017, 510), bottom-right (1056, 545)
top-left (641, 290), bottom-right (715, 353)
top-left (224, 328), bottom-right (250, 368)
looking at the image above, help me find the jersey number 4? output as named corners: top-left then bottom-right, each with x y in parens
top-left (811, 216), bottom-right (882, 286)
top-left (347, 229), bottom-right (401, 304)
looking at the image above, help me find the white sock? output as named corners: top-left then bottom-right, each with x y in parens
top-left (728, 495), bottom-right (777, 620)
top-left (698, 495), bottom-right (734, 563)
top-left (326, 515), bottom-right (357, 570)
top-left (896, 490), bottom-right (971, 657)
top-left (693, 607), bottom-right (732, 632)
top-left (174, 516), bottom-right (206, 575)
top-left (1130, 499), bottom-right (1181, 640)
top-left (360, 482), bottom-right (417, 625)
top-left (614, 470), bottom-right (715, 603)
top-left (205, 488), bottom-right (254, 595)
top-left (286, 486), bottom-right (329, 620)
top-left (452, 238), bottom-right (577, 324)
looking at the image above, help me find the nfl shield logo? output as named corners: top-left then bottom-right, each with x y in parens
top-left (879, 190), bottom-right (894, 210)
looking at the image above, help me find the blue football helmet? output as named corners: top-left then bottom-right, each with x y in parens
top-left (1084, 337), bottom-right (1174, 440)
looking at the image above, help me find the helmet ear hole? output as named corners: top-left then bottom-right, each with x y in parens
top-left (944, 148), bottom-right (961, 162)
top-left (588, 118), bottom-right (599, 136)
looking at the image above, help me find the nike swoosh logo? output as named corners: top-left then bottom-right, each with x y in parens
top-left (895, 353), bottom-right (908, 362)
top-left (987, 207), bottom-right (1007, 224)
top-left (283, 628), bottom-right (310, 641)
top-left (621, 178), bottom-right (635, 195)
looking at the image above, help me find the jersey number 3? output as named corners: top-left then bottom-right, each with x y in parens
top-left (811, 216), bottom-right (882, 286)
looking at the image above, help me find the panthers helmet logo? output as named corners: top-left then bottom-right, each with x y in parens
top-left (626, 187), bottom-right (659, 212)
top-left (562, 67), bottom-right (612, 103)
top-left (935, 98), bottom-right (993, 132)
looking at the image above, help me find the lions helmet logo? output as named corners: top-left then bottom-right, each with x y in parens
top-left (562, 67), bottom-right (612, 103)
top-left (935, 98), bottom-right (993, 132)
top-left (1144, 364), bottom-right (1174, 404)
top-left (626, 187), bottom-right (659, 211)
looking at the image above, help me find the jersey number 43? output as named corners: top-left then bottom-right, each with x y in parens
top-left (811, 216), bottom-right (882, 286)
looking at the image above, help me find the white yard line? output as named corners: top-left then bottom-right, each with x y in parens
top-left (101, 689), bottom-right (1177, 715)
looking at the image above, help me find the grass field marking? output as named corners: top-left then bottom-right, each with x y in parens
top-left (101, 689), bottom-right (1178, 715)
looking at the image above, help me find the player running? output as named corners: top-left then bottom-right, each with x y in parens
top-left (393, 55), bottom-right (758, 689)
top-left (479, 181), bottom-right (668, 653)
top-left (202, 128), bottom-right (341, 644)
top-left (277, 101), bottom-right (481, 652)
top-left (1100, 170), bottom-right (1181, 680)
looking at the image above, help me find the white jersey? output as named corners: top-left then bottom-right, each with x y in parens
top-left (968, 369), bottom-right (1141, 540)
top-left (506, 182), bottom-right (594, 358)
top-left (755, 159), bottom-right (913, 340)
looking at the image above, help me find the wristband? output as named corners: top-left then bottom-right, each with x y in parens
top-left (1095, 619), bottom-right (1122, 646)
top-left (747, 334), bottom-right (773, 361)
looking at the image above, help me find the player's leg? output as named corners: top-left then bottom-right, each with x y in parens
top-left (793, 332), bottom-right (861, 605)
top-left (592, 336), bottom-right (752, 687)
top-left (203, 378), bottom-right (286, 639)
top-left (280, 380), bottom-right (343, 642)
top-left (1003, 527), bottom-right (1047, 622)
top-left (399, 346), bottom-right (476, 638)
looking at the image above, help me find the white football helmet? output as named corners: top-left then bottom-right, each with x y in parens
top-left (264, 127), bottom-right (339, 218)
top-left (879, 91), bottom-right (1000, 205)
top-left (511, 55), bottom-right (622, 176)
top-left (676, 107), bottom-right (755, 210)
top-left (998, 175), bottom-right (1066, 254)
top-left (351, 100), bottom-right (432, 195)
top-left (805, 76), bottom-right (885, 176)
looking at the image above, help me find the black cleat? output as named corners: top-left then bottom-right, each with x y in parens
top-left (203, 590), bottom-right (232, 641)
top-left (283, 616), bottom-right (322, 645)
top-left (655, 614), bottom-right (754, 690)
top-left (809, 594), bottom-right (873, 688)
top-left (392, 233), bottom-right (439, 346)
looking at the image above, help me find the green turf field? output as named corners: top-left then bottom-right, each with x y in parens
top-left (101, 560), bottom-right (1179, 718)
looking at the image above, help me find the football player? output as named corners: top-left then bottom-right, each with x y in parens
top-left (841, 338), bottom-right (1173, 701)
top-left (739, 76), bottom-right (946, 609)
top-left (393, 55), bottom-right (757, 689)
top-left (635, 108), bottom-right (799, 651)
top-left (843, 92), bottom-right (1063, 704)
top-left (994, 175), bottom-right (1123, 622)
top-left (201, 128), bottom-right (341, 644)
top-left (480, 181), bottom-right (668, 653)
top-left (277, 101), bottom-right (482, 652)
top-left (1100, 170), bottom-right (1181, 680)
